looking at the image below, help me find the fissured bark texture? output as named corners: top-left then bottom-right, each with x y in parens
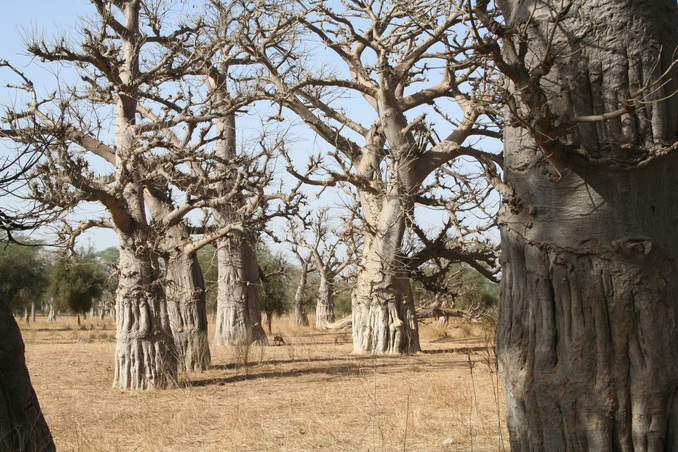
top-left (497, 0), bottom-right (678, 449)
top-left (214, 233), bottom-right (268, 346)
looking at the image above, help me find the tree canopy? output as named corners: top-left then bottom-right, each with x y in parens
top-left (0, 237), bottom-right (47, 312)
top-left (48, 249), bottom-right (107, 325)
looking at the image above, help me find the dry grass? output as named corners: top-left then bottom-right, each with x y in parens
top-left (20, 314), bottom-right (508, 451)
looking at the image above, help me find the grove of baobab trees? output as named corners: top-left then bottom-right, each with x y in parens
top-left (1, 0), bottom-right (678, 450)
top-left (2, 0), bottom-right (298, 387)
top-left (243, 0), bottom-right (503, 353)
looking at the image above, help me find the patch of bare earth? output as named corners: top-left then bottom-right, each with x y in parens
top-left (21, 315), bottom-right (508, 451)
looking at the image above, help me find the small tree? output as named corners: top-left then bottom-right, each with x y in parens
top-left (48, 250), bottom-right (107, 326)
top-left (0, 237), bottom-right (47, 315)
top-left (289, 210), bottom-right (353, 328)
top-left (94, 247), bottom-right (119, 319)
top-left (258, 246), bottom-right (290, 335)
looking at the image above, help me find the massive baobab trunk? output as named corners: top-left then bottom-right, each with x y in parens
top-left (0, 287), bottom-right (55, 452)
top-left (495, 0), bottom-right (678, 449)
top-left (165, 249), bottom-right (210, 371)
top-left (352, 186), bottom-right (420, 354)
top-left (211, 110), bottom-right (268, 346)
top-left (113, 240), bottom-right (177, 390)
top-left (214, 231), bottom-right (268, 345)
top-left (111, 0), bottom-right (177, 390)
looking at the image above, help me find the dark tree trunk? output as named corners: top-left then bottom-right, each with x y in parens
top-left (0, 287), bottom-right (55, 452)
top-left (496, 0), bottom-right (678, 449)
top-left (265, 311), bottom-right (272, 336)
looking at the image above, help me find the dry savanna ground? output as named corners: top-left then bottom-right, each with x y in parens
top-left (20, 314), bottom-right (509, 452)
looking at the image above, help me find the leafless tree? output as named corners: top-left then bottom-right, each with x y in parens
top-left (1, 0), bottom-right (262, 385)
top-left (477, 0), bottom-right (678, 448)
top-left (289, 209), bottom-right (353, 328)
top-left (158, 1), bottom-right (304, 347)
top-left (289, 239), bottom-right (312, 327)
top-left (240, 0), bottom-right (502, 353)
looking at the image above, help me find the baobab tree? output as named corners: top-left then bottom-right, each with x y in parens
top-left (290, 209), bottom-right (353, 328)
top-left (150, 1), bottom-right (302, 347)
top-left (289, 239), bottom-right (312, 326)
top-left (478, 0), bottom-right (678, 448)
top-left (1, 0), bottom-right (228, 387)
top-left (244, 0), bottom-right (502, 353)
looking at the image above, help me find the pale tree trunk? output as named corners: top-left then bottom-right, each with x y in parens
top-left (315, 271), bottom-right (335, 328)
top-left (352, 191), bottom-right (419, 354)
top-left (0, 287), bottom-right (55, 452)
top-left (496, 0), bottom-right (678, 449)
top-left (165, 250), bottom-right (210, 371)
top-left (113, 241), bottom-right (177, 390)
top-left (47, 302), bottom-right (55, 323)
top-left (350, 126), bottom-right (421, 354)
top-left (145, 190), bottom-right (211, 372)
top-left (262, 311), bottom-right (273, 335)
top-left (214, 231), bottom-right (268, 345)
top-left (110, 0), bottom-right (177, 390)
top-left (30, 302), bottom-right (35, 322)
top-left (294, 261), bottom-right (310, 326)
top-left (211, 111), bottom-right (267, 346)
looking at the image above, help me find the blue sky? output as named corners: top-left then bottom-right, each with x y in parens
top-left (2, 2), bottom-right (92, 62)
top-left (0, 2), bottom-right (501, 254)
top-left (1, 2), bottom-right (119, 250)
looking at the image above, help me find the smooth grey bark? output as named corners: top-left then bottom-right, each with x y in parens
top-left (496, 0), bottom-right (678, 449)
top-left (294, 260), bottom-right (310, 326)
top-left (315, 270), bottom-right (335, 328)
top-left (0, 287), bottom-right (55, 452)
top-left (211, 110), bottom-right (267, 346)
top-left (214, 231), bottom-right (268, 345)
